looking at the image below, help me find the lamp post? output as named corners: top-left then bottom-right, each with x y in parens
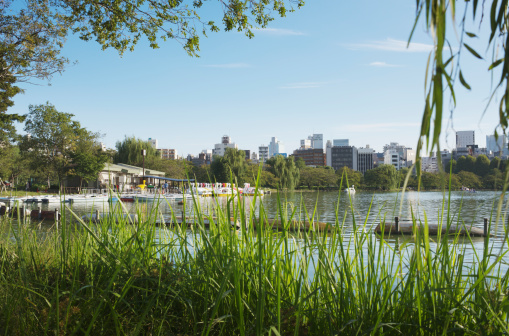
top-left (141, 149), bottom-right (146, 183)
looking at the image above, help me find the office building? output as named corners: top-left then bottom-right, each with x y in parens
top-left (212, 135), bottom-right (238, 157)
top-left (330, 146), bottom-right (358, 171)
top-left (357, 146), bottom-right (375, 173)
top-left (292, 148), bottom-right (325, 166)
top-left (269, 137), bottom-right (285, 158)
top-left (456, 130), bottom-right (475, 148)
top-left (159, 148), bottom-right (178, 160)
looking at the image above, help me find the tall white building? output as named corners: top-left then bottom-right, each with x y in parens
top-left (259, 145), bottom-right (269, 163)
top-left (456, 131), bottom-right (475, 148)
top-left (269, 137), bottom-right (285, 158)
top-left (212, 135), bottom-right (238, 157)
top-left (357, 146), bottom-right (375, 173)
top-left (308, 134), bottom-right (323, 150)
top-left (384, 150), bottom-right (401, 170)
top-left (148, 138), bottom-right (158, 149)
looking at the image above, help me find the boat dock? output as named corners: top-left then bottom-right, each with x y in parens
top-left (374, 217), bottom-right (491, 237)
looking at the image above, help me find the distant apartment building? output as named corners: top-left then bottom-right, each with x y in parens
top-left (269, 137), bottom-right (285, 158)
top-left (159, 148), bottom-right (178, 160)
top-left (329, 146), bottom-right (357, 171)
top-left (333, 139), bottom-right (349, 147)
top-left (259, 145), bottom-right (269, 163)
top-left (148, 138), bottom-right (158, 149)
top-left (251, 152), bottom-right (259, 162)
top-left (384, 150), bottom-right (401, 170)
top-left (456, 131), bottom-right (475, 148)
top-left (357, 146), bottom-right (375, 173)
top-left (452, 147), bottom-right (470, 160)
top-left (212, 135), bottom-right (238, 157)
top-left (292, 148), bottom-right (325, 166)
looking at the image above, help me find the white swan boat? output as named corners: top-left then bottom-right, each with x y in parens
top-left (345, 185), bottom-right (356, 194)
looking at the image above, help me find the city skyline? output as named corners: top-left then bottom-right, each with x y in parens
top-left (9, 1), bottom-right (501, 155)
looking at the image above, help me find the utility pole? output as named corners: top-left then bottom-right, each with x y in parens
top-left (142, 149), bottom-right (146, 179)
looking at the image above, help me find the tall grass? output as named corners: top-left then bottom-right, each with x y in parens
top-left (0, 187), bottom-right (508, 335)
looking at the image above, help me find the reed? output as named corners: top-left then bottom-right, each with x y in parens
top-left (0, 186), bottom-right (508, 335)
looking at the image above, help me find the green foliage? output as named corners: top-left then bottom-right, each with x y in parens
top-left (490, 157), bottom-right (504, 171)
top-left (336, 166), bottom-right (362, 189)
top-left (474, 155), bottom-right (491, 176)
top-left (483, 169), bottom-right (504, 190)
top-left (114, 136), bottom-right (158, 165)
top-left (294, 157), bottom-right (306, 169)
top-left (69, 142), bottom-right (109, 188)
top-left (445, 159), bottom-right (456, 173)
top-left (20, 102), bottom-right (98, 189)
top-left (209, 148), bottom-right (246, 184)
top-left (413, 1), bottom-right (509, 176)
top-left (364, 164), bottom-right (399, 190)
top-left (269, 155), bottom-right (299, 190)
top-left (457, 171), bottom-right (482, 190)
top-left (299, 166), bottom-right (337, 189)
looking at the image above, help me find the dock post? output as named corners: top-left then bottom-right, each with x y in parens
top-left (96, 209), bottom-right (99, 222)
top-left (38, 206), bottom-right (41, 220)
top-left (55, 208), bottom-right (59, 229)
top-left (395, 216), bottom-right (399, 233)
top-left (484, 218), bottom-right (488, 237)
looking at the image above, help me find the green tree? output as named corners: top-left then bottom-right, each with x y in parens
top-left (210, 156), bottom-right (228, 183)
top-left (20, 103), bottom-right (97, 189)
top-left (490, 157), bottom-right (503, 171)
top-left (445, 159), bottom-right (457, 173)
top-left (294, 157), bottom-right (306, 170)
top-left (483, 169), bottom-right (504, 190)
top-left (474, 155), bottom-right (490, 177)
top-left (69, 145), bottom-right (109, 190)
top-left (336, 166), bottom-right (362, 189)
top-left (457, 171), bottom-right (482, 190)
top-left (364, 165), bottom-right (398, 191)
top-left (298, 166), bottom-right (336, 189)
top-left (456, 156), bottom-right (467, 173)
top-left (114, 136), bottom-right (159, 166)
top-left (223, 148), bottom-right (246, 185)
top-left (271, 155), bottom-right (299, 190)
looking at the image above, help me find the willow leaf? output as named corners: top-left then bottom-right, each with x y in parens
top-left (464, 43), bottom-right (483, 59)
top-left (459, 71), bottom-right (471, 90)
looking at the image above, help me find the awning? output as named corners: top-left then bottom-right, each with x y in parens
top-left (141, 175), bottom-right (194, 182)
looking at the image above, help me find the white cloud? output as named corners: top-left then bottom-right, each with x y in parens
top-left (279, 82), bottom-right (324, 89)
top-left (369, 61), bottom-right (403, 67)
top-left (255, 28), bottom-right (306, 36)
top-left (340, 122), bottom-right (420, 132)
top-left (203, 63), bottom-right (251, 68)
top-left (349, 38), bottom-right (434, 53)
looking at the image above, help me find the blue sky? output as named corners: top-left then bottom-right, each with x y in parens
top-left (10, 0), bottom-right (502, 156)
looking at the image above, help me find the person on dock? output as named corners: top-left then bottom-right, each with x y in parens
top-left (163, 182), bottom-right (168, 193)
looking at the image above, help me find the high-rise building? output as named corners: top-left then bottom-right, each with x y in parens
top-left (486, 134), bottom-right (508, 155)
top-left (308, 134), bottom-right (323, 150)
top-left (333, 139), bottom-right (349, 147)
top-left (330, 146), bottom-right (358, 171)
top-left (148, 138), bottom-right (158, 149)
top-left (269, 137), bottom-right (285, 158)
top-left (259, 145), bottom-right (269, 163)
top-left (212, 135), bottom-right (238, 157)
top-left (326, 140), bottom-right (332, 167)
top-left (357, 146), bottom-right (374, 173)
top-left (456, 131), bottom-right (475, 148)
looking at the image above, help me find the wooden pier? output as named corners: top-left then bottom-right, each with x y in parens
top-left (374, 217), bottom-right (491, 237)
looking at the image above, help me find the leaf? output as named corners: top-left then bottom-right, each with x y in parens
top-left (465, 32), bottom-right (477, 38)
top-left (488, 58), bottom-right (505, 70)
top-left (459, 71), bottom-right (471, 90)
top-left (464, 43), bottom-right (483, 59)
